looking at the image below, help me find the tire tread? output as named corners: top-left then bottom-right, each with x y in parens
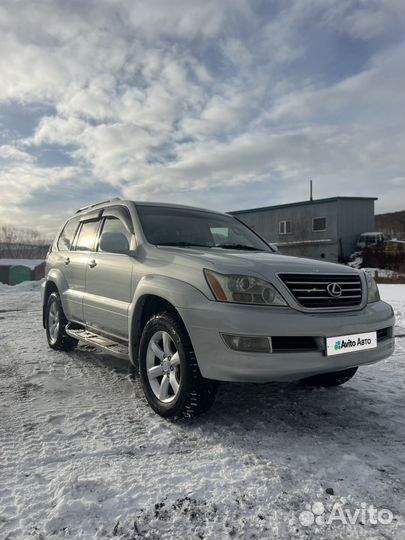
top-left (45, 292), bottom-right (77, 351)
top-left (139, 311), bottom-right (217, 420)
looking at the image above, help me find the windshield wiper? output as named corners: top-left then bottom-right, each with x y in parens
top-left (157, 242), bottom-right (212, 248)
top-left (214, 243), bottom-right (264, 251)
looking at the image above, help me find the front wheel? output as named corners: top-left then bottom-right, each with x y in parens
top-left (139, 312), bottom-right (218, 419)
top-left (301, 366), bottom-right (358, 387)
top-left (45, 292), bottom-right (77, 351)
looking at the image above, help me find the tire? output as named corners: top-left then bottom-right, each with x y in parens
top-left (139, 312), bottom-right (218, 419)
top-left (301, 366), bottom-right (358, 387)
top-left (45, 292), bottom-right (78, 351)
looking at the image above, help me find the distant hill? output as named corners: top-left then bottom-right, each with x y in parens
top-left (376, 211), bottom-right (405, 241)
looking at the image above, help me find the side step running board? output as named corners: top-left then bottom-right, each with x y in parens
top-left (66, 324), bottom-right (129, 359)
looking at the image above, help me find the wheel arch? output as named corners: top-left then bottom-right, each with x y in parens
top-left (42, 280), bottom-right (59, 328)
top-left (42, 268), bottom-right (70, 328)
top-left (129, 293), bottom-right (184, 371)
top-left (129, 275), bottom-right (211, 370)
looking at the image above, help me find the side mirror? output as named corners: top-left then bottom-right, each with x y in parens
top-left (99, 232), bottom-right (129, 253)
top-left (270, 243), bottom-right (279, 253)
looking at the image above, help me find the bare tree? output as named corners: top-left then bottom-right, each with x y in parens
top-left (0, 225), bottom-right (50, 259)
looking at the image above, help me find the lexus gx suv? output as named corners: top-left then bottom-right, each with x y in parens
top-left (42, 199), bottom-right (395, 419)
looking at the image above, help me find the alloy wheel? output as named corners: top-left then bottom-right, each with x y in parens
top-left (48, 300), bottom-right (60, 344)
top-left (146, 331), bottom-right (181, 403)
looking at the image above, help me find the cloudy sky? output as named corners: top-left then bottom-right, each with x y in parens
top-left (0, 0), bottom-right (403, 234)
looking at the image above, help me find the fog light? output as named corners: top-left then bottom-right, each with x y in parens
top-left (221, 334), bottom-right (271, 353)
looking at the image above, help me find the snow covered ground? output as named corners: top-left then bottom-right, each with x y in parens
top-left (0, 283), bottom-right (404, 539)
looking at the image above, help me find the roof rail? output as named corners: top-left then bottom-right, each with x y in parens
top-left (75, 198), bottom-right (122, 214)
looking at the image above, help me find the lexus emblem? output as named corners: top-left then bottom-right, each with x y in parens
top-left (327, 282), bottom-right (342, 297)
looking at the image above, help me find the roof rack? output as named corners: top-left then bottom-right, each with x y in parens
top-left (75, 198), bottom-right (122, 214)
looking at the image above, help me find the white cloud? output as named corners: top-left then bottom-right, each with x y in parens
top-left (0, 144), bottom-right (34, 162)
top-left (121, 0), bottom-right (251, 40)
top-left (0, 163), bottom-right (80, 207)
top-left (0, 35), bottom-right (67, 103)
top-left (0, 0), bottom-right (403, 231)
top-left (323, 0), bottom-right (404, 40)
top-left (32, 115), bottom-right (88, 146)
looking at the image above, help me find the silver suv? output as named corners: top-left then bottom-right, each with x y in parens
top-left (42, 199), bottom-right (395, 418)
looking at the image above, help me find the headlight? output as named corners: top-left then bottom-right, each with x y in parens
top-left (365, 273), bottom-right (380, 303)
top-left (204, 269), bottom-right (287, 306)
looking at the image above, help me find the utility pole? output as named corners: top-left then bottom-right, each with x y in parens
top-left (310, 179), bottom-right (313, 201)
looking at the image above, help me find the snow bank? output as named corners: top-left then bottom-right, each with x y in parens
top-left (379, 284), bottom-right (405, 328)
top-left (0, 279), bottom-right (43, 293)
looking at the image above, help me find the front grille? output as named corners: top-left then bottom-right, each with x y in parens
top-left (271, 336), bottom-right (318, 352)
top-left (279, 273), bottom-right (363, 308)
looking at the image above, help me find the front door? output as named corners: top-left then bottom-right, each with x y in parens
top-left (83, 215), bottom-right (133, 340)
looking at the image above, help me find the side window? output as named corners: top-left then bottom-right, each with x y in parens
top-left (75, 220), bottom-right (100, 251)
top-left (279, 220), bottom-right (291, 234)
top-left (57, 217), bottom-right (80, 251)
top-left (313, 217), bottom-right (327, 232)
top-left (99, 217), bottom-right (132, 252)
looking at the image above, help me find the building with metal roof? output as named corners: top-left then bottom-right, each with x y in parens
top-left (230, 196), bottom-right (377, 262)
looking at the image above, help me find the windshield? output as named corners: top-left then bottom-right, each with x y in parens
top-left (136, 205), bottom-right (271, 251)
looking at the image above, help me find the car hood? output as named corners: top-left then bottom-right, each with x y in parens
top-left (155, 246), bottom-right (361, 280)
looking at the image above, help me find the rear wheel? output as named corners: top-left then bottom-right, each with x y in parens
top-left (139, 312), bottom-right (218, 419)
top-left (301, 366), bottom-right (358, 387)
top-left (45, 292), bottom-right (77, 351)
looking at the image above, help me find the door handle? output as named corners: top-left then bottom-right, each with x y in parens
top-left (64, 257), bottom-right (70, 265)
top-left (88, 259), bottom-right (97, 268)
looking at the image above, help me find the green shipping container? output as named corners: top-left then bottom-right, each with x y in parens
top-left (9, 265), bottom-right (33, 285)
top-left (0, 265), bottom-right (9, 284)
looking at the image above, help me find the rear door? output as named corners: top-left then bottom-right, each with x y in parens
top-left (83, 208), bottom-right (134, 340)
top-left (65, 214), bottom-right (102, 323)
top-left (54, 215), bottom-right (86, 323)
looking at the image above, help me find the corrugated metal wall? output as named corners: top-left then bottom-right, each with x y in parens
top-left (337, 199), bottom-right (375, 259)
top-left (276, 241), bottom-right (339, 261)
top-left (232, 199), bottom-right (375, 262)
top-left (234, 201), bottom-right (337, 243)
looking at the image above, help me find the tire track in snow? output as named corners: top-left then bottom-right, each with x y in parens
top-left (0, 289), bottom-right (178, 537)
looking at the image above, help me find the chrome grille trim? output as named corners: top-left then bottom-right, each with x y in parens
top-left (288, 281), bottom-right (360, 285)
top-left (295, 295), bottom-right (362, 300)
top-left (278, 273), bottom-right (363, 309)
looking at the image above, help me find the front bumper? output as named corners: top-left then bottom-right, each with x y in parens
top-left (178, 300), bottom-right (395, 382)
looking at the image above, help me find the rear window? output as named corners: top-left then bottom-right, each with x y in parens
top-left (57, 217), bottom-right (80, 251)
top-left (75, 220), bottom-right (100, 251)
